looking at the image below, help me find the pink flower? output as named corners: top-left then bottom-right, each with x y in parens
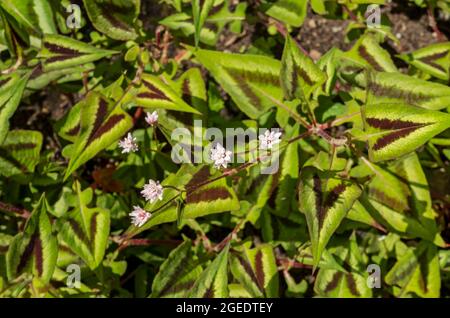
top-left (141, 179), bottom-right (164, 203)
top-left (129, 206), bottom-right (151, 227)
top-left (259, 130), bottom-right (282, 150)
top-left (209, 143), bottom-right (232, 169)
top-left (145, 111), bottom-right (159, 126)
top-left (118, 133), bottom-right (139, 153)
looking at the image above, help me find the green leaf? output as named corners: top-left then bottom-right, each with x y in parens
top-left (385, 241), bottom-right (440, 298)
top-left (344, 34), bottom-right (397, 72)
top-left (230, 245), bottom-right (279, 298)
top-left (0, 0), bottom-right (57, 35)
top-left (266, 0), bottom-right (308, 27)
top-left (192, 0), bottom-right (214, 47)
top-left (366, 72), bottom-right (450, 110)
top-left (82, 0), bottom-right (140, 40)
top-left (361, 154), bottom-right (445, 246)
top-left (0, 72), bottom-right (29, 144)
top-left (398, 42), bottom-right (450, 80)
top-left (192, 48), bottom-right (283, 119)
top-left (64, 91), bottom-right (133, 179)
top-left (151, 240), bottom-right (203, 298)
top-left (0, 130), bottom-right (43, 178)
top-left (314, 234), bottom-right (372, 297)
top-left (134, 74), bottom-right (201, 114)
top-left (39, 34), bottom-right (117, 71)
top-left (57, 181), bottom-right (110, 270)
top-left (274, 134), bottom-right (300, 217)
top-left (188, 244), bottom-right (229, 298)
top-left (128, 165), bottom-right (240, 235)
top-left (298, 167), bottom-right (362, 268)
top-left (6, 195), bottom-right (57, 284)
top-left (161, 1), bottom-right (246, 46)
top-left (362, 103), bottom-right (450, 162)
top-left (281, 35), bottom-right (327, 102)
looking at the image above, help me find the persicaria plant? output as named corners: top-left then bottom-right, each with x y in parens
top-left (0, 0), bottom-right (449, 298)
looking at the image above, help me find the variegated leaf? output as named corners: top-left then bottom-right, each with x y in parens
top-left (266, 0), bottom-right (308, 27)
top-left (366, 72), bottom-right (450, 110)
top-left (230, 245), bottom-right (279, 298)
top-left (298, 167), bottom-right (362, 267)
top-left (315, 234), bottom-right (372, 297)
top-left (192, 48), bottom-right (283, 119)
top-left (171, 67), bottom-right (208, 115)
top-left (127, 165), bottom-right (240, 236)
top-left (57, 182), bottom-right (110, 270)
top-left (134, 74), bottom-right (201, 114)
top-left (82, 0), bottom-right (140, 40)
top-left (0, 130), bottom-right (43, 178)
top-left (192, 0), bottom-right (214, 47)
top-left (187, 244), bottom-right (229, 298)
top-left (344, 34), bottom-right (397, 72)
top-left (363, 103), bottom-right (450, 162)
top-left (385, 241), bottom-right (440, 298)
top-left (362, 154), bottom-right (445, 246)
top-left (64, 91), bottom-right (133, 179)
top-left (398, 42), bottom-right (450, 80)
top-left (151, 240), bottom-right (203, 298)
top-left (281, 35), bottom-right (327, 101)
top-left (6, 195), bottom-right (57, 284)
top-left (0, 72), bottom-right (29, 144)
top-left (0, 0), bottom-right (56, 35)
top-left (39, 34), bottom-right (117, 71)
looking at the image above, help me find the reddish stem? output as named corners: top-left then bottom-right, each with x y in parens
top-left (427, 6), bottom-right (445, 41)
top-left (0, 201), bottom-right (30, 219)
top-left (118, 238), bottom-right (181, 251)
top-left (133, 107), bottom-right (143, 124)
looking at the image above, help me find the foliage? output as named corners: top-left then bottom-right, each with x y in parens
top-left (0, 0), bottom-right (449, 298)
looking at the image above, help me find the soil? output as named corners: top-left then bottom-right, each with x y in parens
top-left (295, 1), bottom-right (448, 58)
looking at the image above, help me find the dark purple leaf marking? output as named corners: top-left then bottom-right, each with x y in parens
top-left (366, 118), bottom-right (432, 150)
top-left (254, 250), bottom-right (265, 291)
top-left (2, 143), bottom-right (37, 151)
top-left (346, 273), bottom-right (361, 296)
top-left (34, 235), bottom-right (43, 276)
top-left (369, 188), bottom-right (409, 212)
top-left (313, 174), bottom-right (347, 231)
top-left (86, 114), bottom-right (125, 147)
top-left (234, 253), bottom-right (265, 294)
top-left (44, 42), bottom-right (82, 56)
top-left (418, 51), bottom-right (449, 73)
top-left (186, 187), bottom-right (231, 204)
top-left (324, 271), bottom-right (343, 293)
top-left (358, 45), bottom-right (384, 72)
top-left (138, 80), bottom-right (170, 101)
top-left (90, 212), bottom-right (98, 250)
top-left (368, 82), bottom-right (431, 105)
top-left (225, 66), bottom-right (280, 110)
top-left (203, 286), bottom-right (215, 298)
top-left (17, 234), bottom-right (38, 274)
top-left (68, 219), bottom-right (89, 246)
top-left (66, 124), bottom-right (81, 137)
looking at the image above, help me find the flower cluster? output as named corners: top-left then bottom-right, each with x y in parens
top-left (130, 178), bottom-right (164, 227)
top-left (259, 130), bottom-right (282, 150)
top-left (208, 129), bottom-right (282, 169)
top-left (118, 133), bottom-right (139, 154)
top-left (120, 110), bottom-right (161, 227)
top-left (209, 143), bottom-right (232, 169)
top-left (127, 124), bottom-right (281, 226)
top-left (118, 111), bottom-right (159, 154)
top-left (145, 111), bottom-right (158, 126)
top-left (141, 179), bottom-right (164, 203)
top-left (129, 206), bottom-right (152, 227)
